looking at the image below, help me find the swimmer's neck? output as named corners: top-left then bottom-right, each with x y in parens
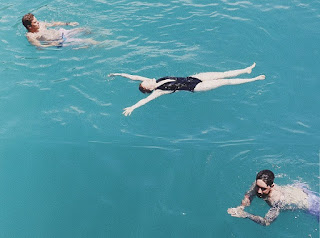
top-left (28, 29), bottom-right (39, 33)
top-left (267, 184), bottom-right (284, 203)
top-left (28, 25), bottom-right (40, 33)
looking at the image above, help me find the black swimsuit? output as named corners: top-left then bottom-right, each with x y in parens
top-left (155, 76), bottom-right (202, 92)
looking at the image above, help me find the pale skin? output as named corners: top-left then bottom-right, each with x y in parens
top-left (25, 16), bottom-right (79, 48)
top-left (108, 63), bottom-right (265, 116)
top-left (25, 16), bottom-right (98, 48)
top-left (227, 179), bottom-right (309, 226)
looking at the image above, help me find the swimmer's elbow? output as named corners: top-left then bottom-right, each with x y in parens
top-left (251, 215), bottom-right (273, 226)
top-left (256, 220), bottom-right (270, 226)
top-left (264, 218), bottom-right (276, 226)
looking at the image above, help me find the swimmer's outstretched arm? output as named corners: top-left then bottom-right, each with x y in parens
top-left (109, 73), bottom-right (152, 82)
top-left (123, 90), bottom-right (172, 116)
top-left (45, 21), bottom-right (79, 27)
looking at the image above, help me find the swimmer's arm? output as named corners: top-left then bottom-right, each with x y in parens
top-left (123, 90), bottom-right (172, 116)
top-left (26, 35), bottom-right (60, 48)
top-left (242, 182), bottom-right (256, 206)
top-left (108, 73), bottom-right (152, 82)
top-left (227, 183), bottom-right (256, 215)
top-left (45, 21), bottom-right (79, 27)
top-left (228, 206), bottom-right (280, 226)
top-left (244, 206), bottom-right (280, 226)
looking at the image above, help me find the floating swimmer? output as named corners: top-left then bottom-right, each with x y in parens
top-left (109, 63), bottom-right (265, 116)
top-left (22, 13), bottom-right (98, 48)
top-left (227, 170), bottom-right (320, 226)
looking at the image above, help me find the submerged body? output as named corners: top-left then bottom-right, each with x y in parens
top-left (22, 13), bottom-right (98, 48)
top-left (27, 24), bottom-right (88, 47)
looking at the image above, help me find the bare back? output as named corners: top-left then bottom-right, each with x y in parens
top-left (266, 185), bottom-right (309, 210)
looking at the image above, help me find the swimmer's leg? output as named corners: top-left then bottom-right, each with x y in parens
top-left (191, 63), bottom-right (256, 81)
top-left (194, 74), bottom-right (265, 92)
top-left (71, 39), bottom-right (100, 49)
top-left (64, 28), bottom-right (90, 37)
top-left (86, 38), bottom-right (99, 45)
top-left (64, 38), bottom-right (100, 47)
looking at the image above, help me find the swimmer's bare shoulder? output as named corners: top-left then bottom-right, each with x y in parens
top-left (26, 32), bottom-right (41, 47)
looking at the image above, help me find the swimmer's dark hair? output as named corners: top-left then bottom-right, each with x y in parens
top-left (139, 83), bottom-right (152, 94)
top-left (22, 13), bottom-right (34, 29)
top-left (256, 170), bottom-right (274, 186)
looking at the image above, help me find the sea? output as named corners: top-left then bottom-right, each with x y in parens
top-left (0, 0), bottom-right (319, 237)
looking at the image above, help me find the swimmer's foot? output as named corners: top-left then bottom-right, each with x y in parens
top-left (255, 75), bottom-right (265, 80)
top-left (73, 45), bottom-right (90, 50)
top-left (88, 39), bottom-right (100, 45)
top-left (80, 28), bottom-right (92, 35)
top-left (246, 62), bottom-right (256, 74)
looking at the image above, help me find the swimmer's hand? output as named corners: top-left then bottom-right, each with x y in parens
top-left (256, 75), bottom-right (265, 80)
top-left (123, 106), bottom-right (134, 116)
top-left (52, 41), bottom-right (62, 46)
top-left (41, 41), bottom-right (61, 47)
top-left (227, 206), bottom-right (247, 218)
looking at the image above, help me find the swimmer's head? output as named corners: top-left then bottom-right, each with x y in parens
top-left (256, 170), bottom-right (274, 186)
top-left (22, 13), bottom-right (34, 29)
top-left (139, 80), bottom-right (156, 94)
top-left (255, 170), bottom-right (275, 198)
top-left (22, 13), bottom-right (39, 32)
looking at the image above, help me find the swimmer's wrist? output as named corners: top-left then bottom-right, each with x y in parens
top-left (243, 211), bottom-right (250, 218)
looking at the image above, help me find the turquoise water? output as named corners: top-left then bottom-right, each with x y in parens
top-left (1, 0), bottom-right (319, 237)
